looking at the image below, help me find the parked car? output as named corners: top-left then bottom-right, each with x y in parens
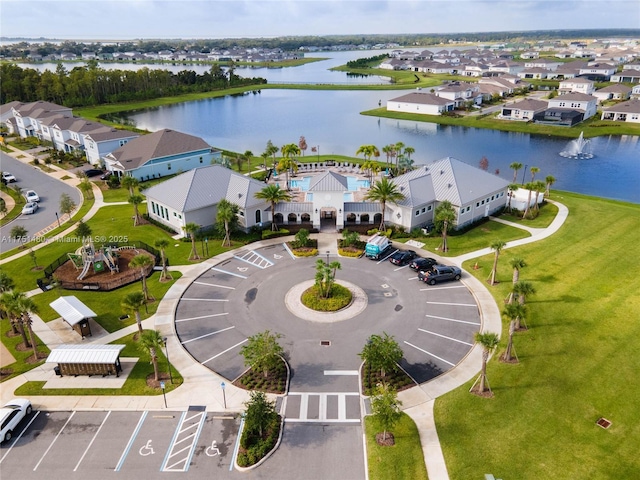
top-left (22, 202), bottom-right (39, 215)
top-left (25, 190), bottom-right (40, 203)
top-left (83, 168), bottom-right (104, 177)
top-left (99, 171), bottom-right (112, 180)
top-left (418, 265), bottom-right (462, 285)
top-left (409, 257), bottom-right (438, 272)
top-left (1, 398), bottom-right (32, 443)
top-left (388, 250), bottom-right (417, 266)
top-left (2, 172), bottom-right (17, 183)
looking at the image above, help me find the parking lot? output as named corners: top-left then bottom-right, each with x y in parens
top-left (0, 408), bottom-right (241, 479)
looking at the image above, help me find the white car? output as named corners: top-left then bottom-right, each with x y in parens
top-left (2, 171), bottom-right (16, 183)
top-left (0, 398), bottom-right (32, 442)
top-left (22, 201), bottom-right (39, 215)
top-left (25, 190), bottom-right (40, 203)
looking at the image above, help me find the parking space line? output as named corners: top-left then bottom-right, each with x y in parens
top-left (324, 370), bottom-right (359, 375)
top-left (181, 326), bottom-right (236, 345)
top-left (377, 249), bottom-right (398, 264)
top-left (201, 339), bottom-right (248, 365)
top-left (175, 312), bottom-right (229, 323)
top-left (393, 265), bottom-right (410, 271)
top-left (115, 411), bottom-right (148, 472)
top-left (282, 242), bottom-right (296, 259)
top-left (418, 328), bottom-right (474, 346)
top-left (193, 281), bottom-right (235, 289)
top-left (211, 267), bottom-right (247, 279)
top-left (0, 411), bottom-right (40, 464)
top-left (161, 411), bottom-right (187, 472)
top-left (404, 341), bottom-right (456, 367)
top-left (419, 285), bottom-right (467, 291)
top-left (426, 301), bottom-right (477, 307)
top-left (180, 298), bottom-right (229, 302)
top-left (33, 411), bottom-right (76, 471)
top-left (74, 411), bottom-right (111, 471)
top-left (161, 410), bottom-right (208, 472)
top-left (426, 314), bottom-right (480, 326)
top-left (230, 416), bottom-right (244, 471)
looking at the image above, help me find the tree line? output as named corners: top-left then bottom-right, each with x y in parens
top-left (0, 61), bottom-right (267, 107)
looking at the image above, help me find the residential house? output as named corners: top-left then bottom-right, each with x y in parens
top-left (541, 92), bottom-right (598, 125)
top-left (499, 98), bottom-right (548, 121)
top-left (143, 164), bottom-right (269, 235)
top-left (610, 70), bottom-right (640, 83)
top-left (558, 78), bottom-right (595, 95)
top-left (600, 98), bottom-right (640, 123)
top-left (593, 84), bottom-right (632, 103)
top-left (517, 68), bottom-right (550, 80)
top-left (524, 59), bottom-right (561, 71)
top-left (435, 82), bottom-right (483, 107)
top-left (103, 128), bottom-right (222, 181)
top-left (387, 92), bottom-right (455, 115)
top-left (578, 63), bottom-right (617, 80)
top-left (11, 101), bottom-right (73, 138)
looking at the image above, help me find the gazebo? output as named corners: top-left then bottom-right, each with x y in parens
top-left (47, 344), bottom-right (125, 377)
top-left (49, 296), bottom-right (97, 338)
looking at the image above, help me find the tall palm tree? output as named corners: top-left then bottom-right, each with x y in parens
top-left (356, 144), bottom-right (379, 162)
top-left (255, 184), bottom-right (292, 231)
top-left (545, 175), bottom-right (557, 197)
top-left (507, 257), bottom-right (527, 304)
top-left (533, 180), bottom-right (546, 211)
top-left (507, 183), bottom-right (519, 213)
top-left (17, 295), bottom-right (39, 359)
top-left (530, 166), bottom-right (540, 182)
top-left (0, 270), bottom-right (14, 293)
top-left (217, 199), bottom-right (238, 247)
top-left (473, 331), bottom-right (500, 395)
top-left (404, 146), bottom-right (415, 163)
top-left (121, 175), bottom-right (139, 196)
top-left (129, 254), bottom-right (155, 301)
top-left (382, 144), bottom-right (393, 171)
top-left (522, 182), bottom-right (535, 219)
top-left (154, 238), bottom-right (172, 281)
top-left (0, 291), bottom-right (22, 336)
top-left (121, 291), bottom-right (146, 335)
top-left (280, 143), bottom-right (300, 189)
top-left (394, 141), bottom-right (405, 172)
top-left (488, 239), bottom-right (507, 286)
top-left (434, 200), bottom-right (456, 252)
top-left (502, 303), bottom-right (526, 362)
top-left (364, 177), bottom-right (405, 231)
top-left (509, 162), bottom-right (523, 183)
top-left (513, 281), bottom-right (536, 329)
top-left (128, 193), bottom-right (144, 226)
top-left (139, 329), bottom-right (164, 382)
top-left (182, 222), bottom-right (201, 260)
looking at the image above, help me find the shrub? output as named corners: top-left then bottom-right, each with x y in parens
top-left (262, 228), bottom-right (289, 240)
top-left (292, 248), bottom-right (317, 257)
top-left (301, 283), bottom-right (352, 311)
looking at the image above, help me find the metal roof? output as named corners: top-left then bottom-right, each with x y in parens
top-left (49, 296), bottom-right (97, 326)
top-left (307, 171), bottom-right (349, 192)
top-left (46, 344), bottom-right (125, 364)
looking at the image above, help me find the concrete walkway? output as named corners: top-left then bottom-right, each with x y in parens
top-left (0, 143), bottom-right (569, 479)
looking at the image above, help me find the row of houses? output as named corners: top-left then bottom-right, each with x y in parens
top-left (0, 101), bottom-right (223, 177)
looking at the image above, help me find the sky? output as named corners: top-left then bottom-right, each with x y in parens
top-left (1, 0), bottom-right (638, 41)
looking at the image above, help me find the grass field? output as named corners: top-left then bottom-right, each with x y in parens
top-left (434, 191), bottom-right (640, 480)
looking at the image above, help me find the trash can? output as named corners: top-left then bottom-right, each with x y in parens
top-left (54, 366), bottom-right (62, 376)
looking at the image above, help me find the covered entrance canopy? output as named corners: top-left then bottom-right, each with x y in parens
top-left (49, 296), bottom-right (97, 338)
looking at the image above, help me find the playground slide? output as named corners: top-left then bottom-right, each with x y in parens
top-left (77, 260), bottom-right (91, 280)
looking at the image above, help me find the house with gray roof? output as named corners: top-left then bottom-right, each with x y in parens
top-left (387, 92), bottom-right (455, 115)
top-left (593, 84), bottom-right (632, 104)
top-left (601, 98), bottom-right (640, 123)
top-left (11, 101), bottom-right (73, 138)
top-left (103, 129), bottom-right (222, 181)
top-left (500, 98), bottom-right (548, 121)
top-left (143, 164), bottom-right (270, 235)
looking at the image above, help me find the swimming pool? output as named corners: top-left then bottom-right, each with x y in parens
top-left (290, 176), bottom-right (370, 191)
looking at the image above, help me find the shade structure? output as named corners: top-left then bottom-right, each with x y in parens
top-left (49, 296), bottom-right (97, 326)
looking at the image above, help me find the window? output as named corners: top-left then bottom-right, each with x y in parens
top-left (466, 206), bottom-right (471, 212)
top-left (476, 202), bottom-right (480, 207)
top-left (481, 200), bottom-right (485, 205)
top-left (491, 195), bottom-right (495, 201)
top-left (199, 157), bottom-right (203, 163)
top-left (415, 210), bottom-right (420, 216)
top-left (173, 212), bottom-right (177, 217)
top-left (427, 205), bottom-right (432, 211)
top-left (167, 163), bottom-right (171, 170)
top-left (421, 207), bottom-right (426, 213)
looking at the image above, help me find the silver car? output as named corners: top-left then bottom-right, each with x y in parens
top-left (25, 190), bottom-right (40, 202)
top-left (22, 202), bottom-right (39, 214)
top-left (1, 398), bottom-right (32, 442)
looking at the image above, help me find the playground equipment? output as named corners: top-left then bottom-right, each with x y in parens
top-left (68, 239), bottom-right (120, 280)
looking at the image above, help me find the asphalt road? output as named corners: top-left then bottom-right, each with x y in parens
top-left (1, 152), bottom-right (81, 254)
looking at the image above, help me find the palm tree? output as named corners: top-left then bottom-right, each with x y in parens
top-left (507, 257), bottom-right (527, 303)
top-left (488, 239), bottom-right (507, 286)
top-left (17, 295), bottom-right (39, 359)
top-left (394, 141), bottom-right (405, 172)
top-left (128, 193), bottom-right (144, 226)
top-left (404, 146), bottom-right (415, 163)
top-left (280, 143), bottom-right (300, 189)
top-left (255, 184), bottom-right (291, 231)
top-left (506, 183), bottom-right (519, 213)
top-left (509, 162), bottom-right (523, 183)
top-left (129, 254), bottom-right (155, 301)
top-left (522, 182), bottom-right (535, 219)
top-left (530, 166), bottom-right (540, 182)
top-left (502, 303), bottom-right (526, 362)
top-left (434, 200), bottom-right (456, 252)
top-left (121, 175), bottom-right (139, 196)
top-left (533, 180), bottom-right (546, 211)
top-left (545, 175), bottom-right (556, 197)
top-left (121, 291), bottom-right (146, 335)
top-left (513, 281), bottom-right (536, 329)
top-left (473, 331), bottom-right (500, 395)
top-left (217, 199), bottom-right (238, 247)
top-left (154, 238), bottom-right (172, 281)
top-left (139, 329), bottom-right (164, 382)
top-left (356, 144), bottom-right (379, 162)
top-left (382, 144), bottom-right (393, 171)
top-left (0, 270), bottom-right (14, 293)
top-left (0, 291), bottom-right (21, 336)
top-left (361, 159), bottom-right (380, 182)
top-left (364, 177), bottom-right (405, 231)
top-left (182, 222), bottom-right (201, 260)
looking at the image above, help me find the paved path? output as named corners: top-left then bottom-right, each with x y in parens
top-left (0, 144), bottom-right (569, 479)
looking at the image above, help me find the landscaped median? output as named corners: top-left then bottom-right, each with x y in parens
top-left (434, 191), bottom-right (640, 479)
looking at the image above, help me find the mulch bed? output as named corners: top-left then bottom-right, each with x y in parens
top-left (52, 248), bottom-right (152, 288)
top-left (146, 372), bottom-right (172, 389)
top-left (233, 360), bottom-right (288, 394)
top-left (469, 385), bottom-right (494, 398)
top-left (375, 432), bottom-right (396, 446)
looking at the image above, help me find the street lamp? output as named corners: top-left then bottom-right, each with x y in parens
top-left (521, 164), bottom-right (528, 186)
top-left (221, 381), bottom-right (227, 409)
top-left (326, 250), bottom-right (330, 266)
top-left (163, 337), bottom-right (173, 384)
top-left (55, 211), bottom-right (60, 228)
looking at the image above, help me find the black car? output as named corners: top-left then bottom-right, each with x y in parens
top-left (84, 168), bottom-right (104, 177)
top-left (409, 257), bottom-right (438, 272)
top-left (388, 250), bottom-right (417, 266)
top-left (418, 265), bottom-right (462, 285)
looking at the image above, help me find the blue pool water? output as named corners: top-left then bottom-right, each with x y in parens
top-left (290, 176), bottom-right (370, 191)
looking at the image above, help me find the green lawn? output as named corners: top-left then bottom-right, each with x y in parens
top-left (434, 191), bottom-right (640, 480)
top-left (365, 413), bottom-right (428, 480)
top-left (0, 319), bottom-right (50, 383)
